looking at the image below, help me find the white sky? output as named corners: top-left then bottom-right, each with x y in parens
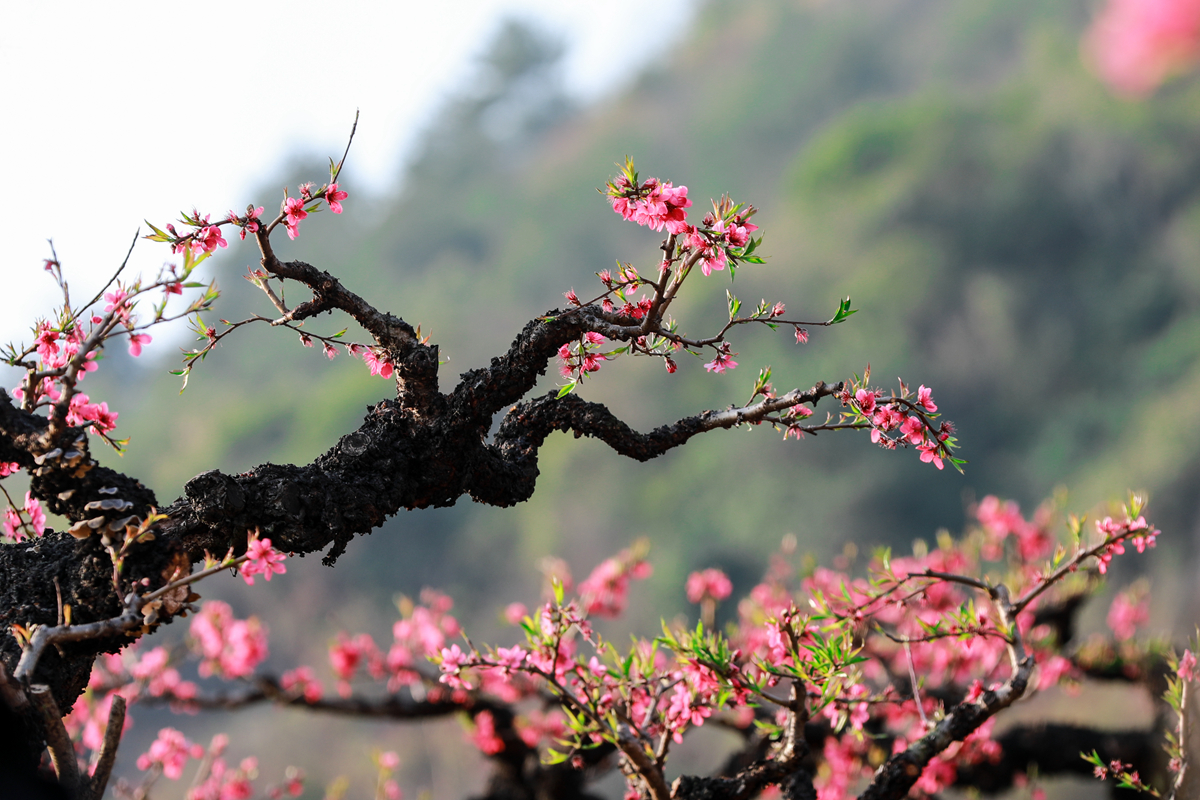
top-left (0, 0), bottom-right (695, 351)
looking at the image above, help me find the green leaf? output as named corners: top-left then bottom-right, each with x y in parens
top-left (556, 381), bottom-right (576, 399)
top-left (831, 296), bottom-right (857, 324)
top-left (727, 290), bottom-right (741, 320)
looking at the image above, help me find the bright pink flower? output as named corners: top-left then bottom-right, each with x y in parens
top-left (1085, 0), bottom-right (1200, 95)
top-left (66, 393), bottom-right (118, 434)
top-left (325, 183), bottom-right (348, 214)
top-left (35, 325), bottom-right (59, 362)
top-left (686, 569), bottom-right (733, 604)
top-left (104, 289), bottom-right (132, 324)
top-left (128, 332), bottom-right (152, 357)
top-left (704, 352), bottom-right (737, 374)
top-left (917, 385), bottom-right (938, 412)
top-left (794, 327), bottom-right (809, 344)
top-left (363, 348), bottom-right (394, 379)
top-left (855, 389), bottom-right (877, 415)
top-left (194, 226), bottom-right (228, 255)
top-left (918, 440), bottom-right (944, 470)
top-left (240, 534), bottom-right (287, 585)
top-left (900, 414), bottom-right (926, 445)
top-left (284, 197), bottom-right (308, 240)
top-left (0, 462), bottom-right (19, 477)
top-left (2, 508), bottom-right (23, 542)
top-left (23, 493), bottom-right (45, 537)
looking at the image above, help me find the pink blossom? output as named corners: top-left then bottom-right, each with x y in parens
top-left (917, 440), bottom-right (944, 470)
top-left (704, 352), bottom-right (737, 374)
top-left (23, 492), bottom-right (45, 537)
top-left (103, 289), bottom-right (132, 324)
top-left (686, 569), bottom-right (733, 604)
top-left (281, 666), bottom-right (323, 702)
top-left (794, 327), bottom-right (809, 344)
top-left (66, 393), bottom-right (118, 434)
top-left (470, 710), bottom-right (505, 755)
top-left (128, 332), bottom-right (152, 357)
top-left (3, 508), bottom-right (23, 542)
top-left (578, 551), bottom-right (651, 618)
top-left (1085, 0), bottom-right (1200, 95)
top-left (1037, 655), bottom-right (1075, 690)
top-left (900, 414), bottom-right (926, 444)
top-left (237, 206), bottom-right (264, 240)
top-left (284, 197), bottom-right (308, 240)
top-left (855, 389), bottom-right (877, 415)
top-left (504, 602), bottom-right (527, 625)
top-left (240, 533), bottom-right (287, 585)
top-left (438, 643), bottom-right (473, 689)
top-left (1179, 649), bottom-right (1197, 681)
top-left (35, 325), bottom-right (59, 362)
top-left (495, 645), bottom-right (528, 671)
top-left (363, 348), bottom-right (395, 379)
top-left (329, 632), bottom-right (382, 691)
top-left (325, 183), bottom-right (348, 214)
top-left (194, 225), bottom-right (228, 255)
top-left (1107, 589), bottom-right (1149, 640)
top-left (625, 180), bottom-right (691, 233)
top-left (0, 462), bottom-right (19, 477)
top-left (190, 602), bottom-right (269, 678)
top-left (136, 727), bottom-right (203, 780)
top-left (917, 385), bottom-right (938, 412)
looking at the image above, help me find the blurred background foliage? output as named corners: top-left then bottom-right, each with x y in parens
top-left (64, 0), bottom-right (1200, 795)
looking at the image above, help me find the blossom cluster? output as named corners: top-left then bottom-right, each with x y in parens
top-left (842, 375), bottom-right (960, 471)
top-left (48, 492), bottom-right (1187, 800)
top-left (1, 490), bottom-right (46, 542)
top-left (147, 181), bottom-right (348, 254)
top-left (425, 494), bottom-right (1174, 799)
top-left (604, 159), bottom-right (761, 278)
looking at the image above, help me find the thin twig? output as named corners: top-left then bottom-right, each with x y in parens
top-left (903, 640), bottom-right (928, 729)
top-left (81, 693), bottom-right (126, 800)
top-left (30, 685), bottom-right (80, 793)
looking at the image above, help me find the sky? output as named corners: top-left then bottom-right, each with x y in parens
top-left (0, 0), bottom-right (696, 354)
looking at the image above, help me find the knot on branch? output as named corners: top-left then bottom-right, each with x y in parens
top-left (184, 470), bottom-right (246, 525)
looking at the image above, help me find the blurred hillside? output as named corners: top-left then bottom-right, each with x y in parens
top-left (74, 0), bottom-right (1200, 795)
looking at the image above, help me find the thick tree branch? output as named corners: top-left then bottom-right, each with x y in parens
top-left (469, 382), bottom-right (842, 506)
